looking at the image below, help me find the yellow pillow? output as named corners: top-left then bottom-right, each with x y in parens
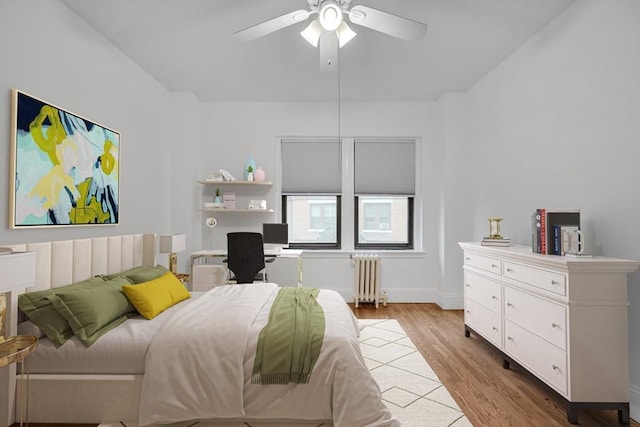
top-left (122, 272), bottom-right (190, 319)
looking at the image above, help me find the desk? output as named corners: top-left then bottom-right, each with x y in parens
top-left (190, 249), bottom-right (303, 288)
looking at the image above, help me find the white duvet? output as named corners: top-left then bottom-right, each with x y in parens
top-left (139, 283), bottom-right (399, 426)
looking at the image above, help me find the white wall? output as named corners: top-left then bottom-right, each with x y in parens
top-left (0, 0), bottom-right (175, 245)
top-left (186, 100), bottom-right (454, 304)
top-left (458, 0), bottom-right (640, 418)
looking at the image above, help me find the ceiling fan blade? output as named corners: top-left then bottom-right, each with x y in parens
top-left (234, 9), bottom-right (311, 42)
top-left (348, 5), bottom-right (427, 42)
top-left (319, 31), bottom-right (339, 72)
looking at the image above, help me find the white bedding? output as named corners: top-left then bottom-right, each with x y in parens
top-left (25, 293), bottom-right (206, 375)
top-left (139, 284), bottom-right (398, 427)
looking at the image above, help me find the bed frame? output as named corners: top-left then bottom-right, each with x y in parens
top-left (0, 234), bottom-right (156, 425)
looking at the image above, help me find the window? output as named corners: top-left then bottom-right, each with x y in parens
top-left (362, 198), bottom-right (392, 231)
top-left (280, 138), bottom-right (417, 250)
top-left (281, 140), bottom-right (341, 249)
top-left (354, 140), bottom-right (415, 249)
top-left (356, 196), bottom-right (413, 248)
top-left (283, 195), bottom-right (341, 248)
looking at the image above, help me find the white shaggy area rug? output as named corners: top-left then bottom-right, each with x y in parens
top-left (101, 319), bottom-right (472, 427)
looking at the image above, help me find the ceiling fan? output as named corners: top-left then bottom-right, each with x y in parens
top-left (234, 0), bottom-right (427, 71)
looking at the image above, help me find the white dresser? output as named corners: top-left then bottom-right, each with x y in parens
top-left (459, 242), bottom-right (639, 424)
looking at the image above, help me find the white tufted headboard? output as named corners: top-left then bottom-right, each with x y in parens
top-left (4, 233), bottom-right (156, 293)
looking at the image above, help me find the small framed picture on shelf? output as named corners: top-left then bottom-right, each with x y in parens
top-left (222, 192), bottom-right (236, 209)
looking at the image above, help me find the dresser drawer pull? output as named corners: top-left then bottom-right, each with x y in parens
top-left (465, 257), bottom-right (471, 261)
top-left (507, 302), bottom-right (513, 307)
top-left (466, 310), bottom-right (471, 314)
top-left (551, 280), bottom-right (560, 285)
top-left (491, 264), bottom-right (498, 268)
top-left (552, 323), bottom-right (560, 329)
top-left (492, 327), bottom-right (498, 332)
top-left (552, 365), bottom-right (560, 371)
top-left (466, 284), bottom-right (471, 287)
top-left (506, 268), bottom-right (513, 273)
top-left (492, 295), bottom-right (498, 300)
top-left (507, 336), bottom-right (513, 341)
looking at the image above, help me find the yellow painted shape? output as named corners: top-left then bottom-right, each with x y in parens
top-left (71, 179), bottom-right (110, 224)
top-left (101, 139), bottom-right (116, 175)
top-left (29, 105), bottom-right (67, 166)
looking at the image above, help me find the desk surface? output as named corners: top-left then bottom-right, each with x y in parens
top-left (191, 249), bottom-right (302, 258)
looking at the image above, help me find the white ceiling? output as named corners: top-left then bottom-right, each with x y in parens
top-left (61, 0), bottom-right (574, 102)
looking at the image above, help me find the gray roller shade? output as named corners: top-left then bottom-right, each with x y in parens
top-left (281, 140), bottom-right (341, 194)
top-left (354, 140), bottom-right (415, 195)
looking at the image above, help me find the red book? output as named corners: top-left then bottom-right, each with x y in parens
top-left (540, 208), bottom-right (547, 254)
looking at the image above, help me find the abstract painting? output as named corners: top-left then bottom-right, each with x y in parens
top-left (10, 89), bottom-right (120, 227)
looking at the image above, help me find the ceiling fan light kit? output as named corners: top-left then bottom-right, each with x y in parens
top-left (301, 19), bottom-right (322, 47)
top-left (234, 0), bottom-right (427, 71)
top-left (337, 21), bottom-right (357, 47)
top-left (319, 1), bottom-right (342, 31)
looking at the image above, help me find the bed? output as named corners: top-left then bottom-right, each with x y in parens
top-left (0, 234), bottom-right (397, 426)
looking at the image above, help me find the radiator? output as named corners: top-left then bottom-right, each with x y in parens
top-left (353, 254), bottom-right (381, 308)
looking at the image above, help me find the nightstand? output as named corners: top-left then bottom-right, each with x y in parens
top-left (0, 335), bottom-right (37, 426)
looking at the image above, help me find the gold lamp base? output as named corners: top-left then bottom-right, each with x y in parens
top-left (169, 253), bottom-right (178, 275)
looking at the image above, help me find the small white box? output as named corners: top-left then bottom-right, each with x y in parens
top-left (248, 200), bottom-right (267, 210)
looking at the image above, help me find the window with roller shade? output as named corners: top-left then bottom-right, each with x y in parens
top-left (281, 139), bottom-right (341, 249)
top-left (354, 139), bottom-right (414, 249)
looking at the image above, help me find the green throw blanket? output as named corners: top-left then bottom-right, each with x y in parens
top-left (251, 287), bottom-right (325, 385)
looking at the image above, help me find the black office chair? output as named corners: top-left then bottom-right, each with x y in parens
top-left (226, 232), bottom-right (271, 284)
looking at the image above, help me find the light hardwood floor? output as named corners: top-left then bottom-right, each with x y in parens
top-left (15, 303), bottom-right (637, 427)
top-left (351, 303), bottom-right (639, 427)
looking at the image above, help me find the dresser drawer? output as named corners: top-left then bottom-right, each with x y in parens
top-left (464, 252), bottom-right (502, 276)
top-left (503, 261), bottom-right (566, 296)
top-left (504, 286), bottom-right (567, 350)
top-left (505, 321), bottom-right (568, 396)
top-left (465, 271), bottom-right (501, 314)
top-left (465, 298), bottom-right (503, 348)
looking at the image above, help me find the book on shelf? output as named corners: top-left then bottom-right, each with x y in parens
top-left (540, 208), bottom-right (547, 254)
top-left (481, 237), bottom-right (511, 246)
top-left (552, 224), bottom-right (562, 255)
top-left (531, 211), bottom-right (539, 253)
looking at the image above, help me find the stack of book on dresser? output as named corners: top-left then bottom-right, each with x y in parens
top-left (481, 237), bottom-right (511, 247)
top-left (531, 208), bottom-right (580, 255)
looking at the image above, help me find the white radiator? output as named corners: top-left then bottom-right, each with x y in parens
top-left (353, 254), bottom-right (381, 308)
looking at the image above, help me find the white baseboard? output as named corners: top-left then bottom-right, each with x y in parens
top-left (631, 382), bottom-right (640, 423)
top-left (435, 291), bottom-right (464, 310)
top-left (334, 288), bottom-right (440, 305)
top-left (333, 287), bottom-right (464, 309)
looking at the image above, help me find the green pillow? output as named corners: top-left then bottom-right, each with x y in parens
top-left (125, 265), bottom-right (169, 284)
top-left (47, 277), bottom-right (135, 348)
top-left (18, 276), bottom-right (106, 347)
top-left (101, 264), bottom-right (154, 281)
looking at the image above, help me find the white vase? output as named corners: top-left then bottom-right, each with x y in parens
top-left (247, 172), bottom-right (254, 181)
